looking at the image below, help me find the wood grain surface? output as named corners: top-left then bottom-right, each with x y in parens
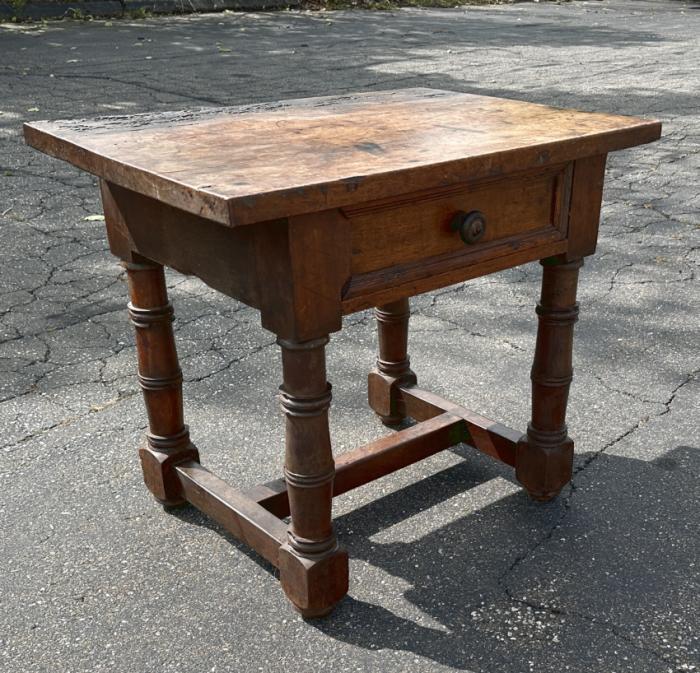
top-left (24, 88), bottom-right (661, 226)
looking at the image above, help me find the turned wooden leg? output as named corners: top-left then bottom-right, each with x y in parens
top-left (125, 260), bottom-right (199, 506)
top-left (276, 336), bottom-right (348, 618)
top-left (368, 298), bottom-right (417, 425)
top-left (516, 258), bottom-right (583, 502)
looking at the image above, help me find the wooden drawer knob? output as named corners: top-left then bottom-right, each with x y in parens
top-left (451, 210), bottom-right (487, 245)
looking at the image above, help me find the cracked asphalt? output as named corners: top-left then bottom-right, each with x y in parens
top-left (1, 1), bottom-right (698, 671)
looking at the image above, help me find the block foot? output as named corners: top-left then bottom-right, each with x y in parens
top-left (278, 542), bottom-right (349, 618)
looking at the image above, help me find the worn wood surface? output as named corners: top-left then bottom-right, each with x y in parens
top-left (25, 88), bottom-right (660, 226)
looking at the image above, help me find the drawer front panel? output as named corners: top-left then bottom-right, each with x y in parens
top-left (345, 163), bottom-right (571, 276)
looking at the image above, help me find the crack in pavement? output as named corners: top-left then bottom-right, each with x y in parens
top-left (498, 369), bottom-right (699, 655)
top-left (1, 4), bottom-right (698, 670)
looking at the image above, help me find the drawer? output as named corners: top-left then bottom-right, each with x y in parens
top-left (344, 163), bottom-right (572, 277)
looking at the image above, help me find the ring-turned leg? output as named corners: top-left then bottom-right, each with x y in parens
top-left (516, 258), bottom-right (583, 502)
top-left (368, 298), bottom-right (417, 425)
top-left (125, 260), bottom-right (198, 506)
top-left (276, 336), bottom-right (348, 618)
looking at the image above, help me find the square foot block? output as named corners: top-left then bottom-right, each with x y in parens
top-left (278, 543), bottom-right (349, 618)
top-left (367, 370), bottom-right (416, 426)
top-left (139, 444), bottom-right (200, 506)
top-left (515, 435), bottom-right (574, 502)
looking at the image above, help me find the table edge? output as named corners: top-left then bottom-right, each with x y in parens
top-left (23, 115), bottom-right (662, 228)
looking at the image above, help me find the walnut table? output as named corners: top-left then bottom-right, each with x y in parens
top-left (24, 89), bottom-right (661, 618)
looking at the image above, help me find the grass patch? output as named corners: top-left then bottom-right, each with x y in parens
top-left (6, 0), bottom-right (28, 20)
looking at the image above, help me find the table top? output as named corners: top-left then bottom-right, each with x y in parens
top-left (24, 88), bottom-right (660, 227)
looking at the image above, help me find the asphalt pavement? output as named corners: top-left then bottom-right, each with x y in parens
top-left (1, 1), bottom-right (698, 671)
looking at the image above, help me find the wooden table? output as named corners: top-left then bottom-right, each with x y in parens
top-left (24, 89), bottom-right (661, 618)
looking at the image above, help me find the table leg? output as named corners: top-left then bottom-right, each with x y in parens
top-left (276, 336), bottom-right (349, 618)
top-left (368, 298), bottom-right (417, 425)
top-left (125, 260), bottom-right (199, 506)
top-left (516, 258), bottom-right (583, 501)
